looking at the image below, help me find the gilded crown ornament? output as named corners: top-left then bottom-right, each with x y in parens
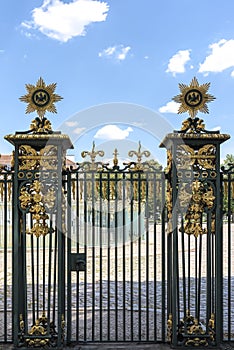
top-left (173, 77), bottom-right (216, 133)
top-left (19, 77), bottom-right (63, 134)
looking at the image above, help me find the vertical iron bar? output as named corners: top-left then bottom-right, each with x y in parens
top-left (76, 174), bottom-right (80, 343)
top-left (206, 211), bottom-right (211, 333)
top-left (99, 173), bottom-right (103, 341)
top-left (115, 172), bottom-right (118, 341)
top-left (47, 216), bottom-right (53, 333)
top-left (188, 234), bottom-right (191, 311)
top-left (215, 147), bottom-right (223, 345)
top-left (22, 214), bottom-right (28, 334)
top-left (78, 174), bottom-right (81, 342)
top-left (145, 173), bottom-right (149, 341)
top-left (3, 178), bottom-right (8, 342)
top-left (197, 233), bottom-right (202, 321)
top-left (57, 144), bottom-right (65, 348)
top-left (43, 235), bottom-right (46, 314)
top-left (172, 144), bottom-right (179, 346)
top-left (66, 171), bottom-right (72, 343)
top-left (83, 173), bottom-right (87, 341)
top-left (195, 236), bottom-right (198, 318)
top-left (161, 172), bottom-right (166, 342)
top-left (36, 235), bottom-right (39, 319)
top-left (52, 228), bottom-right (57, 325)
top-left (12, 145), bottom-right (19, 347)
top-left (211, 217), bottom-right (215, 314)
top-left (138, 173), bottom-right (142, 341)
top-left (107, 172), bottom-right (111, 341)
top-left (227, 174), bottom-right (231, 340)
top-left (130, 173), bottom-right (134, 342)
top-left (122, 173), bottom-right (126, 341)
top-left (180, 216), bottom-right (187, 319)
top-left (153, 174), bottom-right (157, 341)
top-left (91, 174), bottom-right (95, 341)
top-left (30, 233), bottom-right (35, 326)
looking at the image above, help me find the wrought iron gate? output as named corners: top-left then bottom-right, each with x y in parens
top-left (64, 143), bottom-right (167, 344)
top-left (1, 77), bottom-right (234, 348)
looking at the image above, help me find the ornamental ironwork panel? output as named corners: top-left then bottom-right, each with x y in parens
top-left (162, 77), bottom-right (230, 348)
top-left (1, 77), bottom-right (234, 349)
top-left (65, 142), bottom-right (167, 344)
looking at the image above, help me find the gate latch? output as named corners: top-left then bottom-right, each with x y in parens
top-left (70, 253), bottom-right (86, 272)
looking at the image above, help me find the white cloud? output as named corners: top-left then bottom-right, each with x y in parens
top-left (73, 127), bottom-right (86, 134)
top-left (117, 46), bottom-right (131, 60)
top-left (199, 39), bottom-right (234, 75)
top-left (166, 49), bottom-right (191, 76)
top-left (159, 101), bottom-right (179, 114)
top-left (0, 49), bottom-right (5, 53)
top-left (21, 0), bottom-right (109, 42)
top-left (98, 45), bottom-right (131, 61)
top-left (94, 125), bottom-right (133, 140)
top-left (65, 120), bottom-right (79, 127)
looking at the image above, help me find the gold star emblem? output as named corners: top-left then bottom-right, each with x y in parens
top-left (19, 77), bottom-right (63, 119)
top-left (172, 77), bottom-right (215, 118)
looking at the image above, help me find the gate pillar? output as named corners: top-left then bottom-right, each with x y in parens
top-left (160, 78), bottom-right (229, 347)
top-left (5, 78), bottom-right (73, 349)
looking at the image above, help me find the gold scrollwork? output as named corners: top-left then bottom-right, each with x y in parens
top-left (26, 319), bottom-right (49, 347)
top-left (185, 318), bottom-right (208, 347)
top-left (177, 144), bottom-right (216, 170)
top-left (81, 141), bottom-right (104, 171)
top-left (181, 117), bottom-right (206, 133)
top-left (177, 310), bottom-right (215, 346)
top-left (197, 144), bottom-right (216, 169)
top-left (19, 311), bottom-right (63, 348)
top-left (128, 141), bottom-right (150, 171)
top-left (179, 180), bottom-right (215, 237)
top-left (166, 183), bottom-right (173, 234)
top-left (19, 180), bottom-right (56, 237)
top-left (167, 313), bottom-right (173, 343)
top-left (30, 117), bottom-right (52, 134)
top-left (18, 145), bottom-right (58, 171)
top-left (40, 145), bottom-right (58, 170)
top-left (165, 149), bottom-right (172, 174)
top-left (19, 145), bottom-right (38, 170)
top-left (208, 313), bottom-right (215, 342)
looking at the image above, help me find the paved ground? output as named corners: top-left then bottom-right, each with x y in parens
top-left (0, 344), bottom-right (170, 350)
top-left (65, 344), bottom-right (169, 350)
top-left (0, 343), bottom-right (233, 350)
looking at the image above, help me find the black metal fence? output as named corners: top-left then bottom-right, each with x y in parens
top-left (0, 161), bottom-right (234, 345)
top-left (0, 169), bottom-right (13, 343)
top-left (64, 159), bottom-right (167, 344)
top-left (221, 164), bottom-right (234, 342)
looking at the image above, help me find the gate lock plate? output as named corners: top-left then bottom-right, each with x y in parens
top-left (70, 253), bottom-right (86, 272)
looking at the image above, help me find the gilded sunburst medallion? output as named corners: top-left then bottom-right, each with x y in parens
top-left (19, 77), bottom-right (63, 119)
top-left (172, 77), bottom-right (215, 118)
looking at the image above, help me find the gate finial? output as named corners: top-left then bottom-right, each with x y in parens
top-left (173, 77), bottom-right (215, 133)
top-left (19, 77), bottom-right (63, 133)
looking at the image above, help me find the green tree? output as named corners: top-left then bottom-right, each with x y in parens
top-left (222, 153), bottom-right (234, 168)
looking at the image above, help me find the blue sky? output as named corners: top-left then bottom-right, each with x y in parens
top-left (1, 0), bottom-right (234, 165)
